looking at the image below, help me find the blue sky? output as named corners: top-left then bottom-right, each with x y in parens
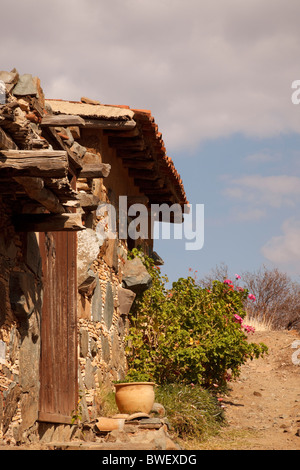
top-left (2, 0), bottom-right (300, 285)
top-left (155, 132), bottom-right (300, 284)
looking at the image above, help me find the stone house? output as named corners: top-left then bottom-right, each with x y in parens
top-left (0, 70), bottom-right (187, 444)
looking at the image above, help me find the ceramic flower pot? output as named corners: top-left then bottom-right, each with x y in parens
top-left (114, 382), bottom-right (155, 414)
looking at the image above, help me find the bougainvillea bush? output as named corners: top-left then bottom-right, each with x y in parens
top-left (126, 251), bottom-right (268, 388)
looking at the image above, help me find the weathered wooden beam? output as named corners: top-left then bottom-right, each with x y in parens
top-left (13, 213), bottom-right (85, 232)
top-left (0, 150), bottom-right (68, 178)
top-left (43, 177), bottom-right (78, 203)
top-left (41, 126), bottom-right (82, 173)
top-left (128, 169), bottom-right (157, 180)
top-left (83, 118), bottom-right (136, 130)
top-left (122, 159), bottom-right (155, 170)
top-left (127, 195), bottom-right (149, 206)
top-left (117, 149), bottom-right (153, 160)
top-left (0, 127), bottom-right (18, 150)
top-left (143, 187), bottom-right (173, 196)
top-left (78, 163), bottom-right (111, 179)
top-left (104, 127), bottom-right (140, 138)
top-left (108, 136), bottom-right (145, 151)
top-left (13, 177), bottom-right (65, 214)
top-left (41, 114), bottom-right (86, 127)
top-left (134, 178), bottom-right (165, 189)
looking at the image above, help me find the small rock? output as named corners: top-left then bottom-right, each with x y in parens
top-left (122, 257), bottom-right (152, 294)
top-left (296, 429), bottom-right (300, 437)
top-left (137, 418), bottom-right (162, 429)
top-left (253, 391), bottom-right (262, 397)
top-left (106, 429), bottom-right (130, 443)
top-left (69, 126), bottom-right (81, 139)
top-left (95, 417), bottom-right (125, 433)
top-left (81, 96), bottom-right (101, 105)
top-left (17, 99), bottom-right (30, 112)
top-left (71, 141), bottom-right (86, 158)
top-left (12, 73), bottom-right (38, 96)
top-left (151, 402), bottom-right (166, 417)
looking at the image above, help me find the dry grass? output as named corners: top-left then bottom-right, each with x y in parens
top-left (155, 384), bottom-right (225, 441)
top-left (244, 313), bottom-right (274, 332)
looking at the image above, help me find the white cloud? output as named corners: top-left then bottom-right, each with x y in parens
top-left (262, 218), bottom-right (300, 271)
top-left (224, 175), bottom-right (300, 213)
top-left (1, 0), bottom-right (300, 150)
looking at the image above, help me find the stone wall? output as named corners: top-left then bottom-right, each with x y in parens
top-left (0, 127), bottom-right (153, 442)
top-left (0, 199), bottom-right (42, 444)
top-left (75, 127), bottom-right (152, 422)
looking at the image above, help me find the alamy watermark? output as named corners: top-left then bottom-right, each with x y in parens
top-left (291, 80), bottom-right (300, 104)
top-left (0, 80), bottom-right (6, 104)
top-left (95, 196), bottom-right (204, 251)
top-left (291, 340), bottom-right (300, 366)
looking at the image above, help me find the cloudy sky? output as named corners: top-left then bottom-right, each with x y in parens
top-left (2, 0), bottom-right (300, 284)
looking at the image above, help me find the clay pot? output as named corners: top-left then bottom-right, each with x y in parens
top-left (114, 382), bottom-right (155, 414)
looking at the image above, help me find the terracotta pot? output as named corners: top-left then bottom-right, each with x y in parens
top-left (114, 382), bottom-right (155, 414)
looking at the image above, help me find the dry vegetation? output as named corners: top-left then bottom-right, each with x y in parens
top-left (200, 263), bottom-right (300, 332)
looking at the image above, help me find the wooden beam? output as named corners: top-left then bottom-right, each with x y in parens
top-left (0, 127), bottom-right (18, 150)
top-left (13, 213), bottom-right (85, 232)
top-left (14, 177), bottom-right (65, 214)
top-left (0, 150), bottom-right (68, 178)
top-left (127, 195), bottom-right (149, 206)
top-left (117, 149), bottom-right (153, 160)
top-left (43, 177), bottom-right (79, 203)
top-left (42, 127), bottom-right (82, 175)
top-left (41, 127), bottom-right (82, 172)
top-left (41, 114), bottom-right (86, 127)
top-left (134, 178), bottom-right (165, 189)
top-left (78, 163), bottom-right (111, 179)
top-left (108, 136), bottom-right (145, 151)
top-left (122, 160), bottom-right (155, 170)
top-left (128, 169), bottom-right (157, 180)
top-left (143, 188), bottom-right (174, 196)
top-left (104, 127), bottom-right (140, 138)
top-left (83, 118), bottom-right (136, 130)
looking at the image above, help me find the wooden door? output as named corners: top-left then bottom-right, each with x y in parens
top-left (38, 231), bottom-right (78, 424)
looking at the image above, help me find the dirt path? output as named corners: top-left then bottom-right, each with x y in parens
top-left (196, 329), bottom-right (300, 450)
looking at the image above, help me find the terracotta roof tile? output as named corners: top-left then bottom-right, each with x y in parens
top-left (45, 99), bottom-right (188, 206)
top-left (132, 108), bottom-right (188, 206)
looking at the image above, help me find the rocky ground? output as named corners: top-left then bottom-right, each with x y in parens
top-left (193, 329), bottom-right (300, 450)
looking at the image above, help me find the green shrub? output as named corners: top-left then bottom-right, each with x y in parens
top-left (126, 250), bottom-right (268, 387)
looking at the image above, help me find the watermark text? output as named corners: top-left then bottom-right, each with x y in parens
top-left (95, 196), bottom-right (204, 251)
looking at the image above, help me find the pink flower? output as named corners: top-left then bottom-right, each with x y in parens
top-left (248, 294), bottom-right (256, 301)
top-left (235, 274), bottom-right (241, 280)
top-left (233, 314), bottom-right (243, 324)
top-left (244, 324), bottom-right (255, 334)
top-left (223, 279), bottom-right (233, 285)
